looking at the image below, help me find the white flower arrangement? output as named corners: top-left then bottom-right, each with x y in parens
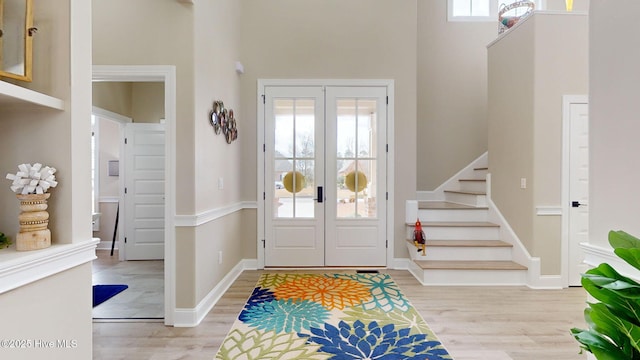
top-left (6, 163), bottom-right (58, 195)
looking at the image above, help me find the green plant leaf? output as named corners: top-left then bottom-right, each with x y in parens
top-left (609, 230), bottom-right (640, 251)
top-left (615, 248), bottom-right (640, 273)
top-left (590, 301), bottom-right (640, 354)
top-left (573, 230), bottom-right (640, 359)
top-left (571, 327), bottom-right (630, 360)
top-left (583, 263), bottom-right (640, 299)
top-left (583, 279), bottom-right (640, 326)
top-left (588, 303), bottom-right (636, 357)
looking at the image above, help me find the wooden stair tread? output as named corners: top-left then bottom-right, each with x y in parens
top-left (413, 260), bottom-right (527, 271)
top-left (405, 239), bottom-right (511, 247)
top-left (408, 221), bottom-right (499, 227)
top-left (418, 201), bottom-right (486, 210)
top-left (444, 190), bottom-right (486, 195)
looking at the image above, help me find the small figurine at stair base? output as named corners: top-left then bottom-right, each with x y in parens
top-left (413, 218), bottom-right (426, 256)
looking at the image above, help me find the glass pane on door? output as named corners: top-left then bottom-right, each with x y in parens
top-left (336, 99), bottom-right (377, 218)
top-left (273, 98), bottom-right (316, 218)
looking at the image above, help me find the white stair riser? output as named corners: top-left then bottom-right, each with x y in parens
top-left (473, 169), bottom-right (488, 177)
top-left (458, 180), bottom-right (487, 193)
top-left (411, 247), bottom-right (512, 261)
top-left (444, 192), bottom-right (487, 206)
top-left (408, 262), bottom-right (527, 286)
top-left (407, 226), bottom-right (499, 240)
top-left (418, 208), bottom-right (488, 222)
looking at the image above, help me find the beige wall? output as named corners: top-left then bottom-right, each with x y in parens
top-left (93, 82), bottom-right (164, 123)
top-left (488, 18), bottom-right (536, 257)
top-left (93, 82), bottom-right (132, 117)
top-left (488, 13), bottom-right (588, 274)
top-left (238, 0), bottom-right (418, 257)
top-left (589, 0), bottom-right (640, 246)
top-left (546, 0), bottom-right (590, 11)
top-left (416, 0), bottom-right (496, 191)
top-left (132, 82), bottom-right (165, 123)
top-left (93, 0), bottom-right (195, 215)
top-left (0, 264), bottom-right (93, 360)
top-left (194, 0), bottom-right (242, 211)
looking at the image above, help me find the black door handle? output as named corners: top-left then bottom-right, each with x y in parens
top-left (316, 186), bottom-right (323, 203)
top-left (572, 201), bottom-right (584, 208)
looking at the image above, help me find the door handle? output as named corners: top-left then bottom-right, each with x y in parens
top-left (315, 186), bottom-right (323, 203)
top-left (572, 201), bottom-right (587, 208)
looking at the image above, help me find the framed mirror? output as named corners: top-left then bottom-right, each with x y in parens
top-left (0, 0), bottom-right (34, 82)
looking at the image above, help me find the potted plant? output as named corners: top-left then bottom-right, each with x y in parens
top-left (5, 163), bottom-right (58, 251)
top-left (571, 230), bottom-right (640, 359)
top-left (0, 232), bottom-right (11, 249)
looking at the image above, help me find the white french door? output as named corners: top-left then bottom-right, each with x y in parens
top-left (263, 84), bottom-right (388, 267)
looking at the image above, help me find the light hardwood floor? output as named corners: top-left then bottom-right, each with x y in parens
top-left (92, 250), bottom-right (164, 319)
top-left (93, 270), bottom-right (589, 360)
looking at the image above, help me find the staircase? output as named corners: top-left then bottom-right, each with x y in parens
top-left (406, 165), bottom-right (528, 286)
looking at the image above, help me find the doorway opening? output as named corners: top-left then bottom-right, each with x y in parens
top-left (92, 65), bottom-right (176, 325)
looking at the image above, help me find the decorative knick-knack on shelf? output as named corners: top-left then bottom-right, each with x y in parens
top-left (16, 193), bottom-right (51, 250)
top-left (5, 163), bottom-right (58, 251)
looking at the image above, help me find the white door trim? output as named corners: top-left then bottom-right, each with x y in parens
top-left (256, 79), bottom-right (395, 269)
top-left (561, 94), bottom-right (588, 288)
top-left (92, 65), bottom-right (177, 326)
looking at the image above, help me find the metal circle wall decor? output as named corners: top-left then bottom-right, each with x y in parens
top-left (208, 100), bottom-right (239, 143)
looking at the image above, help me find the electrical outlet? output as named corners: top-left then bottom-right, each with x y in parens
top-left (218, 251), bottom-right (223, 264)
top-left (520, 178), bottom-right (527, 189)
top-left (218, 177), bottom-right (224, 190)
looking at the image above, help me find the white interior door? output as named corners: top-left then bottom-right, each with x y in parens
top-left (263, 84), bottom-right (387, 267)
top-left (568, 102), bottom-right (589, 286)
top-left (124, 123), bottom-right (166, 260)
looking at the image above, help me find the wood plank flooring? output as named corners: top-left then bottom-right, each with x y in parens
top-left (93, 270), bottom-right (588, 360)
top-left (92, 250), bottom-right (164, 319)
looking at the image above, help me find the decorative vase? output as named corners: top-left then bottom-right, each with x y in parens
top-left (16, 193), bottom-right (51, 251)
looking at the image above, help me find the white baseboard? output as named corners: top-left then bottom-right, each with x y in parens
top-left (391, 257), bottom-right (410, 270)
top-left (95, 240), bottom-right (115, 251)
top-left (172, 258), bottom-right (255, 327)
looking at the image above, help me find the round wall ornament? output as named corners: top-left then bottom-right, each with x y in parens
top-left (283, 171), bottom-right (306, 193)
top-left (345, 170), bottom-right (367, 193)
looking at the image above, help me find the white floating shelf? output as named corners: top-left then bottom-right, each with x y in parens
top-left (0, 239), bottom-right (98, 295)
top-left (0, 80), bottom-right (65, 110)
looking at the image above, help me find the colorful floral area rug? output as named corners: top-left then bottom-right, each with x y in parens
top-left (215, 273), bottom-right (452, 359)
